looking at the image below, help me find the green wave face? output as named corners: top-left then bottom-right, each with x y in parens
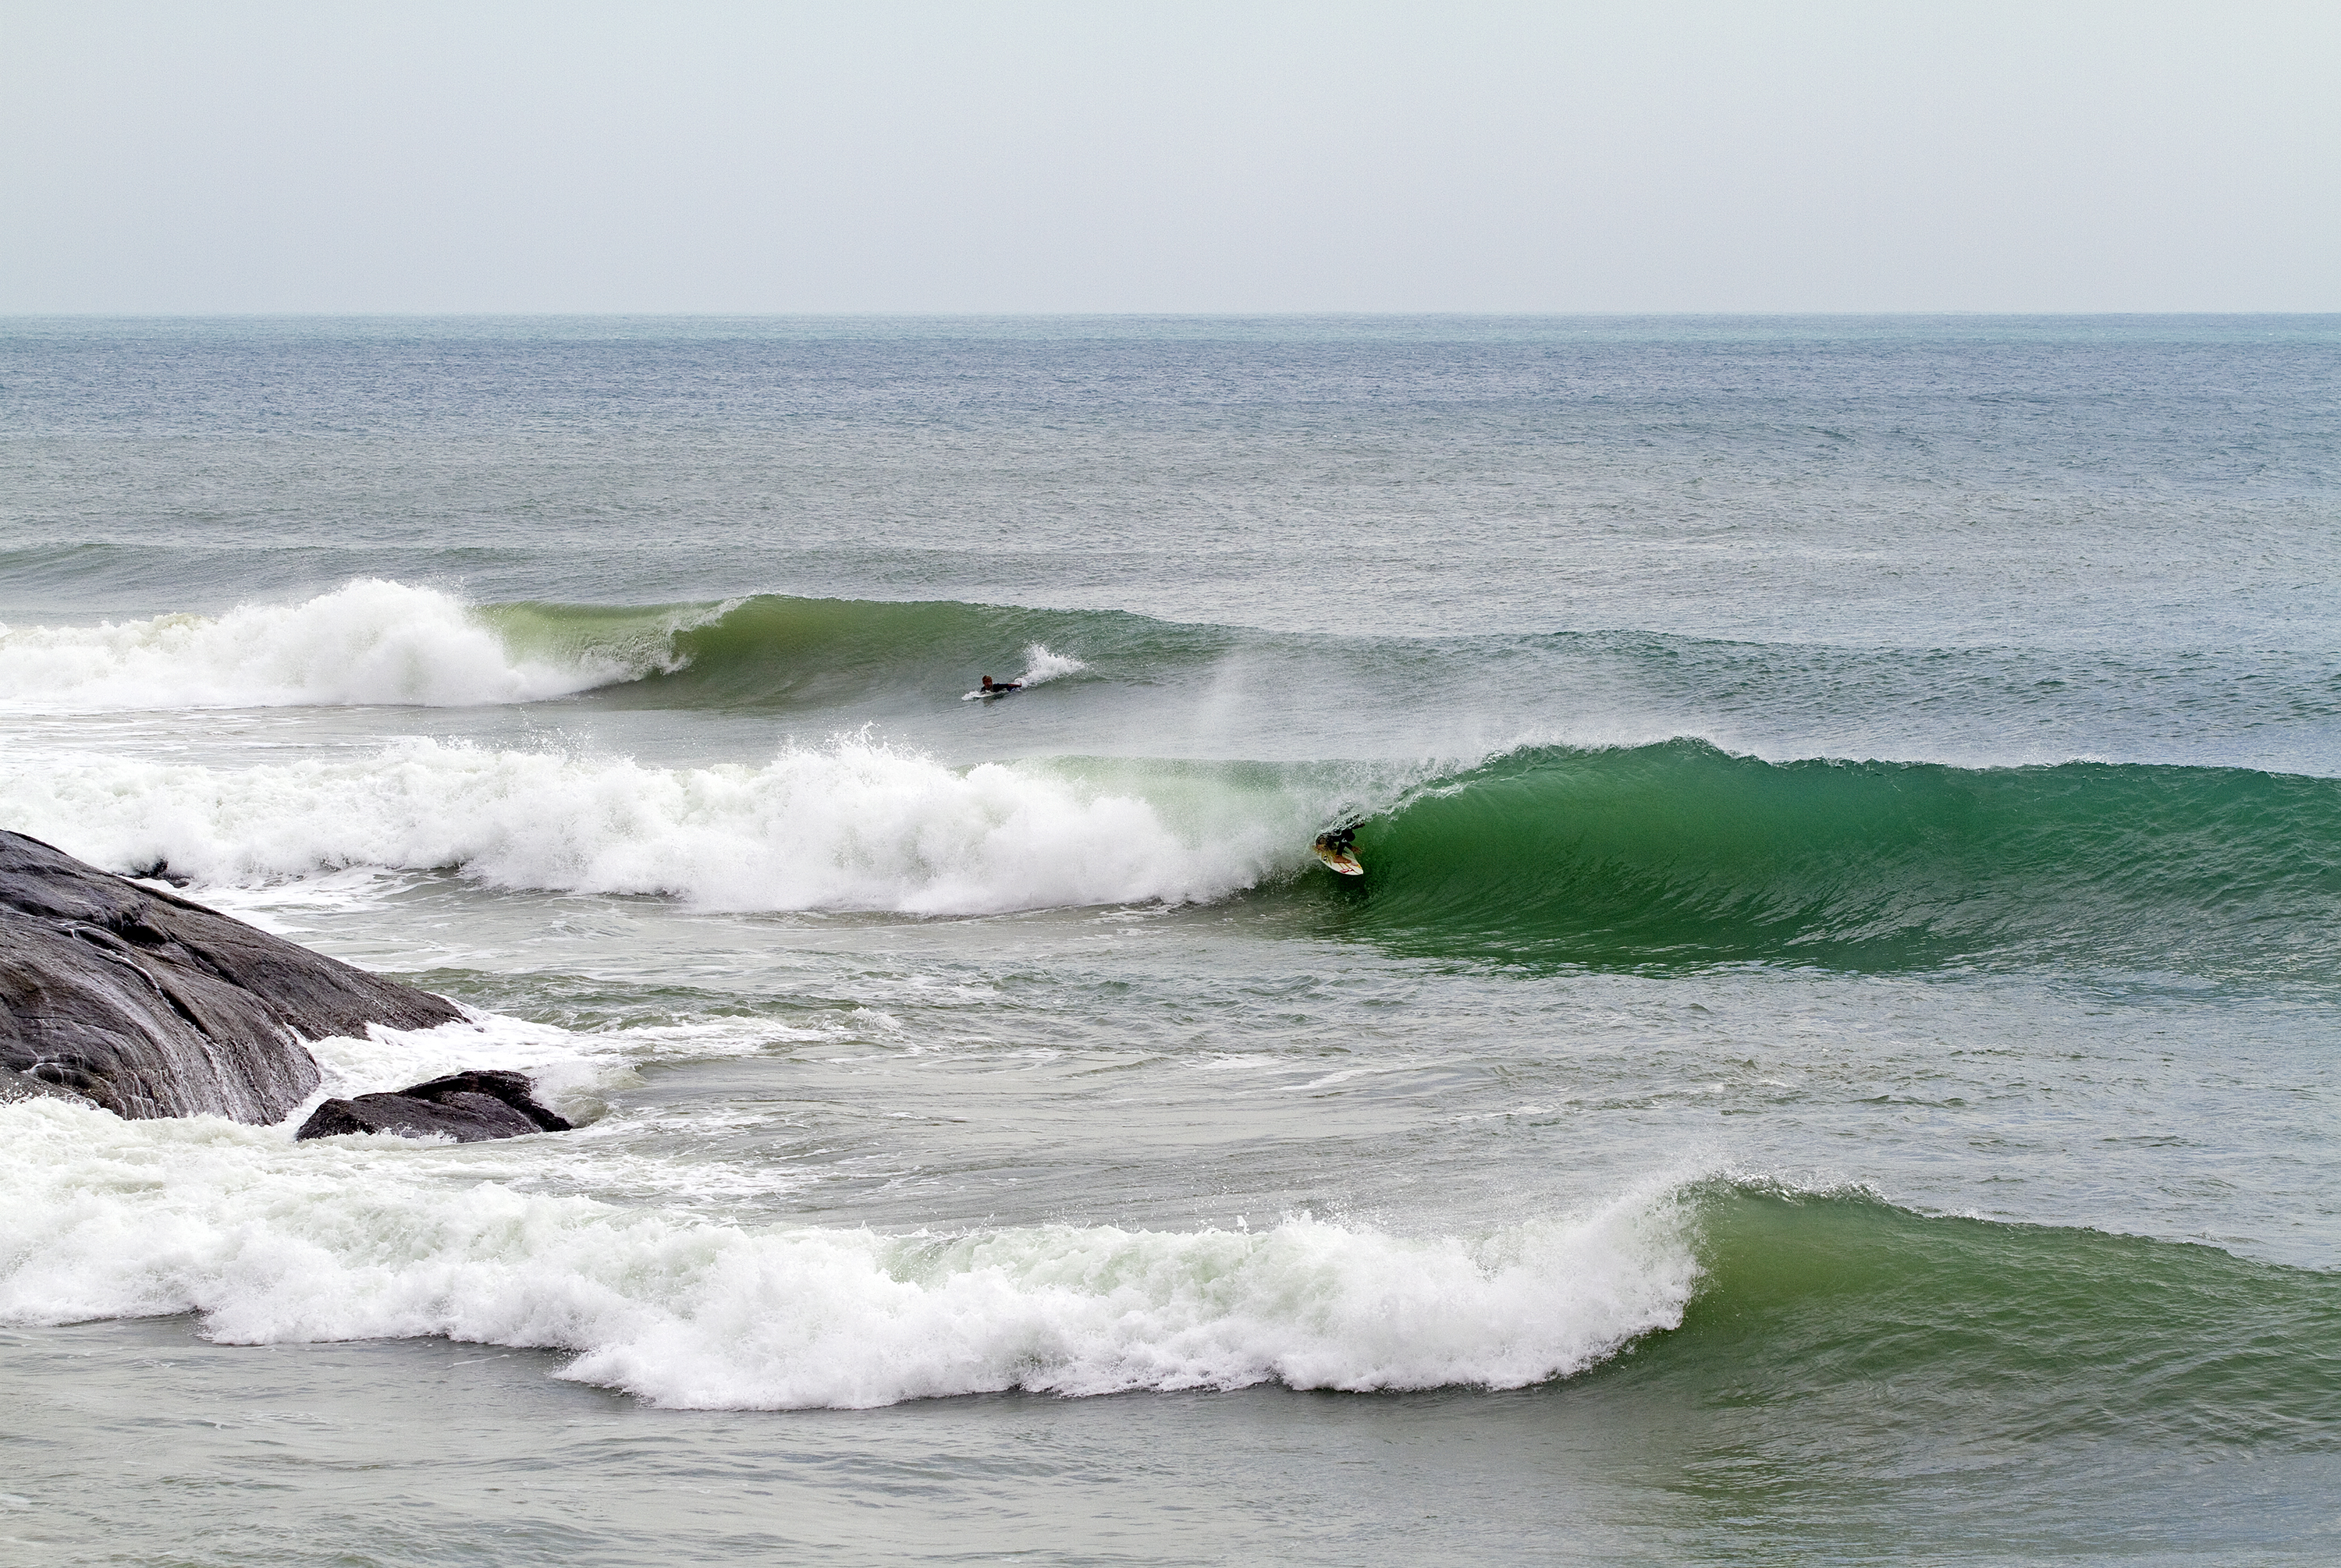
top-left (482, 594), bottom-right (1224, 709)
top-left (1317, 742), bottom-right (2341, 976)
top-left (1618, 1185), bottom-right (2341, 1454)
top-left (477, 601), bottom-right (2341, 980)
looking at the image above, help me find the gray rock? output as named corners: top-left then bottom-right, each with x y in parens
top-left (0, 829), bottom-right (464, 1123)
top-left (0, 1063), bottom-right (98, 1109)
top-left (297, 1069), bottom-right (573, 1143)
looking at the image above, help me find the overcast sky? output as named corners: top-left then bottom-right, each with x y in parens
top-left (3, 0), bottom-right (2334, 314)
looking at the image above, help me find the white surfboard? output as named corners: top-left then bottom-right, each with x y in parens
top-left (1313, 840), bottom-right (1365, 875)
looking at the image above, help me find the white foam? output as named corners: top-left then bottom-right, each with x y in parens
top-left (1016, 643), bottom-right (1088, 686)
top-left (286, 1012), bottom-right (850, 1137)
top-left (0, 580), bottom-right (640, 711)
top-left (0, 1098), bottom-right (1698, 1409)
top-left (0, 737), bottom-right (1313, 914)
top-left (300, 1014), bottom-right (602, 1104)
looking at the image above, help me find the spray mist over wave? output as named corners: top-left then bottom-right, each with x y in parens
top-left (0, 580), bottom-right (664, 711)
top-left (1017, 644), bottom-right (1087, 686)
top-left (0, 738), bottom-right (1315, 914)
top-left (0, 1100), bottom-right (1697, 1409)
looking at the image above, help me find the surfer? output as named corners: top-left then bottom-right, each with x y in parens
top-left (1313, 822), bottom-right (1365, 874)
top-left (979, 676), bottom-right (1022, 696)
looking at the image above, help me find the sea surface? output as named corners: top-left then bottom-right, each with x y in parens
top-left (2, 315), bottom-right (2338, 1565)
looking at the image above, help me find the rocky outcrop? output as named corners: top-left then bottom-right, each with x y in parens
top-left (0, 830), bottom-right (464, 1123)
top-left (296, 1069), bottom-right (573, 1143)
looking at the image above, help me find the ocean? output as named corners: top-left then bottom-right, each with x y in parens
top-left (2, 315), bottom-right (2337, 1565)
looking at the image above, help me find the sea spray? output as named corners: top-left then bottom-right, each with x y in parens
top-left (1015, 643), bottom-right (1089, 686)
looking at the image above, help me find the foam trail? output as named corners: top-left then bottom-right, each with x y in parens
top-left (0, 1101), bottom-right (1697, 1409)
top-left (0, 580), bottom-right (649, 711)
top-left (0, 739), bottom-right (1313, 914)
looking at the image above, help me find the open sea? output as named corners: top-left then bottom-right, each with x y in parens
top-left (2, 314), bottom-right (2338, 1566)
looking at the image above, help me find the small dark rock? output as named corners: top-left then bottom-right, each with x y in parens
top-left (400, 1069), bottom-right (574, 1131)
top-left (296, 1069), bottom-right (572, 1143)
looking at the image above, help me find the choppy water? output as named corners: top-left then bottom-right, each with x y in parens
top-left (3, 316), bottom-right (2338, 1565)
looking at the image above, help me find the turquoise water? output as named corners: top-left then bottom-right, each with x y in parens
top-left (2, 316), bottom-right (2337, 1564)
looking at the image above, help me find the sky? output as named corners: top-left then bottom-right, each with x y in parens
top-left (2, 0), bottom-right (2335, 314)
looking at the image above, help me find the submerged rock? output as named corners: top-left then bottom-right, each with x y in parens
top-left (296, 1069), bottom-right (573, 1143)
top-left (0, 829), bottom-right (464, 1123)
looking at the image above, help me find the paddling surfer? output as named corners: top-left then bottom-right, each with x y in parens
top-left (980, 675), bottom-right (1022, 696)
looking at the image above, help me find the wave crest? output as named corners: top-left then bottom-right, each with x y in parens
top-left (0, 580), bottom-right (659, 711)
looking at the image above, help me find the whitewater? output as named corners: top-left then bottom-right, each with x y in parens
top-left (0, 1084), bottom-right (1699, 1410)
top-left (0, 738), bottom-right (1314, 913)
top-left (0, 579), bottom-right (656, 711)
top-left (4, 314), bottom-right (2339, 1567)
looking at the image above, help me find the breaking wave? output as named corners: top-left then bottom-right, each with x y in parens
top-left (7, 732), bottom-right (2339, 977)
top-left (5, 1095), bottom-right (2331, 1431)
top-left (0, 580), bottom-right (672, 711)
top-left (0, 739), bottom-right (1315, 914)
top-left (0, 583), bottom-right (1164, 715)
top-left (0, 1097), bottom-right (1696, 1409)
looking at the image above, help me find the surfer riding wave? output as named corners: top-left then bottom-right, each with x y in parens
top-left (1313, 822), bottom-right (1364, 875)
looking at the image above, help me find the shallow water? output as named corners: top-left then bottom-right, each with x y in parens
top-left (2, 315), bottom-right (2337, 1564)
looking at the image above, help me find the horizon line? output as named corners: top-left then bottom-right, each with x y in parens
top-left (5, 308), bottom-right (2338, 321)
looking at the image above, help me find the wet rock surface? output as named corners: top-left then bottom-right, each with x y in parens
top-left (296, 1070), bottom-right (574, 1143)
top-left (0, 1062), bottom-right (98, 1109)
top-left (0, 830), bottom-right (464, 1123)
